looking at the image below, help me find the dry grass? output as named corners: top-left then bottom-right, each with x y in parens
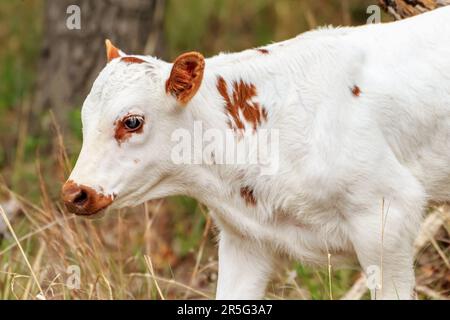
top-left (0, 164), bottom-right (448, 300)
top-left (0, 189), bottom-right (216, 300)
top-left (0, 120), bottom-right (448, 300)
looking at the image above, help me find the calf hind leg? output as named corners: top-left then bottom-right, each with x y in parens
top-left (347, 179), bottom-right (425, 299)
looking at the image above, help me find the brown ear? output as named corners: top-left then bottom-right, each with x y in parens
top-left (105, 39), bottom-right (121, 62)
top-left (166, 52), bottom-right (205, 104)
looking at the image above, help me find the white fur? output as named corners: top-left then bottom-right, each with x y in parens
top-left (68, 8), bottom-right (450, 299)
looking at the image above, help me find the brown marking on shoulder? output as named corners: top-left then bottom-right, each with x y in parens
top-left (216, 76), bottom-right (268, 133)
top-left (256, 48), bottom-right (269, 54)
top-left (240, 186), bottom-right (257, 206)
top-left (217, 77), bottom-right (244, 130)
top-left (121, 56), bottom-right (146, 64)
top-left (114, 115), bottom-right (145, 146)
top-left (351, 85), bottom-right (361, 97)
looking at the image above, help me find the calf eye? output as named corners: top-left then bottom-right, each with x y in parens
top-left (123, 115), bottom-right (144, 131)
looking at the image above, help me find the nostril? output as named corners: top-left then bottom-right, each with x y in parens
top-left (73, 189), bottom-right (88, 206)
top-left (62, 181), bottom-right (113, 215)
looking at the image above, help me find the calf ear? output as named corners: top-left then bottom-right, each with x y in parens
top-left (105, 39), bottom-right (123, 63)
top-left (166, 52), bottom-right (205, 105)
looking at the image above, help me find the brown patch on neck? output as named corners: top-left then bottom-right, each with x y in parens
top-left (256, 48), bottom-right (269, 54)
top-left (114, 116), bottom-right (144, 146)
top-left (351, 85), bottom-right (361, 97)
top-left (121, 56), bottom-right (146, 64)
top-left (240, 186), bottom-right (257, 206)
top-left (216, 76), bottom-right (267, 133)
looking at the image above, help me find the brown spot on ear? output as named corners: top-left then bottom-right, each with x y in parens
top-left (121, 56), bottom-right (145, 64)
top-left (105, 39), bottom-right (120, 62)
top-left (166, 52), bottom-right (205, 104)
top-left (217, 76), bottom-right (267, 133)
top-left (256, 48), bottom-right (269, 54)
top-left (351, 85), bottom-right (361, 97)
top-left (114, 115), bottom-right (145, 146)
top-left (240, 186), bottom-right (257, 206)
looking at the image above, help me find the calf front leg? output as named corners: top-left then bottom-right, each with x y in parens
top-left (216, 231), bottom-right (274, 300)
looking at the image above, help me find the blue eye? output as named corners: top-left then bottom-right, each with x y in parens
top-left (123, 115), bottom-right (144, 131)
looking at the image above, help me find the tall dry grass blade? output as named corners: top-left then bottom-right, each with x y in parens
top-left (327, 253), bottom-right (333, 300)
top-left (144, 254), bottom-right (165, 300)
top-left (22, 242), bottom-right (45, 299)
top-left (11, 274), bottom-right (30, 299)
top-left (414, 208), bottom-right (448, 250)
top-left (49, 109), bottom-right (71, 178)
top-left (12, 100), bottom-right (31, 185)
top-left (429, 236), bottom-right (450, 269)
top-left (379, 198), bottom-right (385, 300)
top-left (378, 198), bottom-right (391, 300)
top-left (0, 204), bottom-right (45, 299)
top-left (129, 273), bottom-right (212, 299)
top-left (44, 273), bottom-right (61, 298)
top-left (0, 215), bottom-right (76, 257)
top-left (185, 215), bottom-right (212, 298)
top-left (343, 205), bottom-right (448, 300)
top-left (2, 267), bottom-right (14, 299)
top-left (101, 273), bottom-right (114, 300)
top-left (35, 155), bottom-right (54, 216)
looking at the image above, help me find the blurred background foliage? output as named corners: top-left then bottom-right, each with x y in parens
top-left (1, 0), bottom-right (448, 300)
top-left (165, 0), bottom-right (381, 58)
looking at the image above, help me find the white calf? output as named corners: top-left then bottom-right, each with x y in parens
top-left (62, 7), bottom-right (450, 299)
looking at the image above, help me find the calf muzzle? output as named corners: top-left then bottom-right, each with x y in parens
top-left (61, 180), bottom-right (113, 215)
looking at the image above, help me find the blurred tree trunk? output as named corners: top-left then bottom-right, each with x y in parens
top-left (379, 0), bottom-right (450, 19)
top-left (33, 0), bottom-right (165, 130)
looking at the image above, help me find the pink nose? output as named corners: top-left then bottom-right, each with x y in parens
top-left (61, 180), bottom-right (113, 215)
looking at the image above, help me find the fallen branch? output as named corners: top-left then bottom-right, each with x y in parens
top-left (379, 0), bottom-right (450, 20)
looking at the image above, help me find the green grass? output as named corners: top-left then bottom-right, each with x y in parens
top-left (0, 0), bottom-right (42, 111)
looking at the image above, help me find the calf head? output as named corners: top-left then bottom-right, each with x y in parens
top-left (62, 40), bottom-right (205, 216)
